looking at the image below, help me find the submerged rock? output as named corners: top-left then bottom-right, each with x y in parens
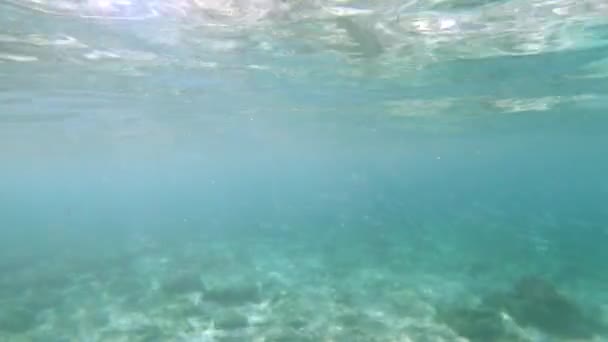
top-left (204, 284), bottom-right (260, 305)
top-left (263, 328), bottom-right (317, 342)
top-left (439, 275), bottom-right (607, 341)
top-left (215, 310), bottom-right (249, 330)
top-left (437, 306), bottom-right (521, 342)
top-left (132, 324), bottom-right (166, 342)
top-left (217, 336), bottom-right (249, 342)
top-left (162, 273), bottom-right (203, 295)
top-left (177, 302), bottom-right (209, 319)
top-left (0, 307), bottom-right (38, 333)
top-left (487, 275), bottom-right (604, 339)
top-left (23, 290), bottom-right (63, 312)
top-left (437, 307), bottom-right (497, 340)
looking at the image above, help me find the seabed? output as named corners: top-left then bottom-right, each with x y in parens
top-left (1, 214), bottom-right (606, 341)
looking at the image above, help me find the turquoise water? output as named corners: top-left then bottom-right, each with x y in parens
top-left (2, 0), bottom-right (608, 341)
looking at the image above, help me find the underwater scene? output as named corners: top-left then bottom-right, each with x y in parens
top-left (1, 0), bottom-right (608, 341)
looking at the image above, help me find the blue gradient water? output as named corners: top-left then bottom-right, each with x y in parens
top-left (1, 0), bottom-right (608, 340)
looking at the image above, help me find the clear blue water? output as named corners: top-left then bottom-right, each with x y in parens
top-left (1, 0), bottom-right (608, 341)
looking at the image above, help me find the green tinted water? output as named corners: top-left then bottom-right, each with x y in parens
top-left (1, 0), bottom-right (608, 340)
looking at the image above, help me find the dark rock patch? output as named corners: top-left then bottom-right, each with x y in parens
top-left (0, 307), bottom-right (38, 333)
top-left (437, 306), bottom-right (519, 342)
top-left (438, 275), bottom-right (607, 340)
top-left (486, 275), bottom-right (605, 339)
top-left (215, 311), bottom-right (249, 330)
top-left (162, 273), bottom-right (203, 295)
top-left (204, 284), bottom-right (260, 305)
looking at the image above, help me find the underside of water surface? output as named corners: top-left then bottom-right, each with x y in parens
top-left (1, 0), bottom-right (608, 341)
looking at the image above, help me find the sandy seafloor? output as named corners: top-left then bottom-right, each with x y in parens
top-left (1, 209), bottom-right (607, 342)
